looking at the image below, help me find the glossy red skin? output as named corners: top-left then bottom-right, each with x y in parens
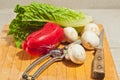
top-left (22, 22), bottom-right (65, 56)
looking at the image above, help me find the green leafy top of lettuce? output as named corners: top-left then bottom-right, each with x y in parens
top-left (8, 2), bottom-right (93, 48)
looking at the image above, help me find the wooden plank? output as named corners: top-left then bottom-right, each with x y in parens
top-left (0, 25), bottom-right (119, 80)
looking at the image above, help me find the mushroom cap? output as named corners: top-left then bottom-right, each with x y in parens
top-left (64, 27), bottom-right (78, 42)
top-left (67, 44), bottom-right (86, 64)
top-left (81, 31), bottom-right (100, 50)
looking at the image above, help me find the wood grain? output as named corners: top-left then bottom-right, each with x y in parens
top-left (0, 25), bottom-right (119, 80)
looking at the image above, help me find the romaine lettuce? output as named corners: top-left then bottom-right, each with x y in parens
top-left (8, 2), bottom-right (93, 48)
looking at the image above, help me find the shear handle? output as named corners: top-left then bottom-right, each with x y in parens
top-left (23, 52), bottom-right (53, 74)
top-left (22, 50), bottom-right (59, 79)
top-left (32, 55), bottom-right (63, 80)
top-left (22, 49), bottom-right (63, 80)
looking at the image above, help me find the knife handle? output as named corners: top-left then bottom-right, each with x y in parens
top-left (92, 48), bottom-right (105, 79)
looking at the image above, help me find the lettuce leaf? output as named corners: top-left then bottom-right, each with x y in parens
top-left (8, 2), bottom-right (93, 48)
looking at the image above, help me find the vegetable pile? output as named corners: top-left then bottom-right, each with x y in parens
top-left (8, 2), bottom-right (101, 64)
top-left (8, 2), bottom-right (93, 48)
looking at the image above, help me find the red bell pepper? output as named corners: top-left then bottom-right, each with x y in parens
top-left (22, 22), bottom-right (65, 56)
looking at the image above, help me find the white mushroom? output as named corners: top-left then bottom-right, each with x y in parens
top-left (81, 31), bottom-right (99, 50)
top-left (64, 27), bottom-right (78, 42)
top-left (84, 23), bottom-right (100, 35)
top-left (65, 43), bottom-right (86, 64)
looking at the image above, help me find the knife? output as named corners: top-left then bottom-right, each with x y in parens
top-left (92, 29), bottom-right (105, 79)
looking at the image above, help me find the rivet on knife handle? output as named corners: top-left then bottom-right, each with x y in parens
top-left (92, 48), bottom-right (105, 79)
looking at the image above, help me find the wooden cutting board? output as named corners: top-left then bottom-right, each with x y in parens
top-left (0, 25), bottom-right (119, 80)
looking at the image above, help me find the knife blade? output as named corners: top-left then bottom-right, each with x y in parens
top-left (92, 29), bottom-right (105, 79)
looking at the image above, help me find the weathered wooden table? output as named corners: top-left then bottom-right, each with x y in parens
top-left (0, 25), bottom-right (118, 80)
